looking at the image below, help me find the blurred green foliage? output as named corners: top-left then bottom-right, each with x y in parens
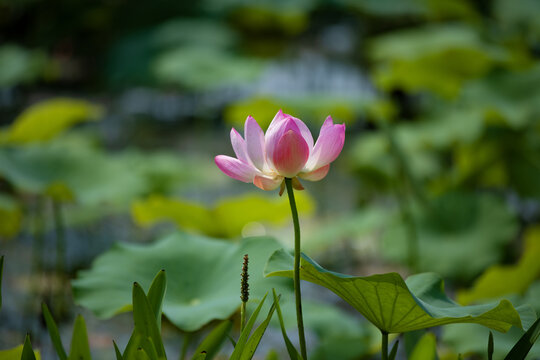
top-left (131, 192), bottom-right (314, 238)
top-left (1, 0), bottom-right (540, 358)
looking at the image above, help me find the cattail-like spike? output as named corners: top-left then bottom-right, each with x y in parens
top-left (240, 254), bottom-right (249, 303)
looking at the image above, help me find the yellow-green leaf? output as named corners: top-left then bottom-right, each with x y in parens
top-left (458, 226), bottom-right (540, 305)
top-left (131, 193), bottom-right (314, 238)
top-left (409, 333), bottom-right (437, 360)
top-left (1, 98), bottom-right (103, 144)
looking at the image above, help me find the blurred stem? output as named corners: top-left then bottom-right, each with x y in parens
top-left (240, 301), bottom-right (247, 332)
top-left (31, 196), bottom-right (45, 275)
top-left (285, 178), bottom-right (307, 360)
top-left (180, 332), bottom-right (192, 360)
top-left (52, 200), bottom-right (65, 276)
top-left (395, 187), bottom-right (419, 271)
top-left (380, 119), bottom-right (426, 205)
top-left (381, 119), bottom-right (421, 271)
top-left (52, 199), bottom-right (68, 317)
top-left (381, 331), bottom-right (389, 360)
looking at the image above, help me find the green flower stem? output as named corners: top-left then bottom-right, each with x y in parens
top-left (180, 332), bottom-right (192, 360)
top-left (381, 331), bottom-right (389, 360)
top-left (284, 178), bottom-right (307, 360)
top-left (240, 301), bottom-right (247, 332)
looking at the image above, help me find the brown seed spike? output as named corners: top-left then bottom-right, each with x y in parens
top-left (240, 254), bottom-right (249, 303)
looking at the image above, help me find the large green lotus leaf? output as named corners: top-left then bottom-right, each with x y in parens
top-left (131, 192), bottom-right (314, 238)
top-left (381, 192), bottom-right (518, 280)
top-left (265, 249), bottom-right (524, 333)
top-left (0, 98), bottom-right (103, 145)
top-left (0, 142), bottom-right (147, 205)
top-left (72, 233), bottom-right (291, 331)
top-left (458, 226), bottom-right (540, 305)
top-left (0, 136), bottom-right (201, 207)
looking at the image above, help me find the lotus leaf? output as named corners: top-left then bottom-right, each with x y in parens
top-left (73, 233), bottom-right (291, 331)
top-left (265, 249), bottom-right (525, 333)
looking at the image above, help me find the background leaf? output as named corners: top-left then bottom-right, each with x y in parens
top-left (131, 192), bottom-right (315, 238)
top-left (73, 233), bottom-right (291, 331)
top-left (0, 98), bottom-right (103, 144)
top-left (458, 226), bottom-right (540, 304)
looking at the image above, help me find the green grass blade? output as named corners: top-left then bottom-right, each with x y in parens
top-left (42, 302), bottom-right (68, 360)
top-left (238, 296), bottom-right (278, 360)
top-left (192, 352), bottom-right (207, 360)
top-left (504, 316), bottom-right (540, 360)
top-left (135, 348), bottom-right (151, 360)
top-left (113, 341), bottom-right (124, 360)
top-left (488, 331), bottom-right (494, 360)
top-left (147, 270), bottom-right (167, 330)
top-left (229, 293), bottom-right (268, 360)
top-left (68, 315), bottom-right (92, 360)
top-left (389, 340), bottom-right (399, 360)
top-left (141, 337), bottom-right (159, 360)
top-left (132, 282), bottom-right (166, 359)
top-left (193, 320), bottom-right (232, 360)
top-left (21, 334), bottom-right (37, 360)
top-left (272, 289), bottom-right (302, 360)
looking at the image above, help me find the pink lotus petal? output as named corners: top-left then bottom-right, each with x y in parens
top-left (254, 175), bottom-right (283, 191)
top-left (244, 116), bottom-right (266, 171)
top-left (272, 129), bottom-right (310, 177)
top-left (299, 164), bottom-right (330, 181)
top-left (266, 109), bottom-right (287, 132)
top-left (305, 116), bottom-right (345, 171)
top-left (215, 155), bottom-right (257, 183)
top-left (230, 128), bottom-right (249, 163)
top-left (265, 118), bottom-right (303, 170)
top-left (289, 115), bottom-right (313, 150)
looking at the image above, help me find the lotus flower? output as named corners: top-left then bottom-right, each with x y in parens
top-left (215, 110), bottom-right (345, 192)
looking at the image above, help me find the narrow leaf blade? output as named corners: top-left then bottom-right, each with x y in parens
top-left (504, 316), bottom-right (540, 360)
top-left (21, 334), bottom-right (37, 360)
top-left (389, 340), bottom-right (399, 360)
top-left (113, 341), bottom-right (124, 360)
top-left (68, 315), bottom-right (91, 360)
top-left (42, 303), bottom-right (68, 360)
top-left (147, 270), bottom-right (167, 330)
top-left (272, 289), bottom-right (303, 360)
top-left (239, 296), bottom-right (278, 360)
top-left (132, 282), bottom-right (166, 359)
top-left (230, 293), bottom-right (268, 360)
top-left (193, 320), bottom-right (232, 360)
